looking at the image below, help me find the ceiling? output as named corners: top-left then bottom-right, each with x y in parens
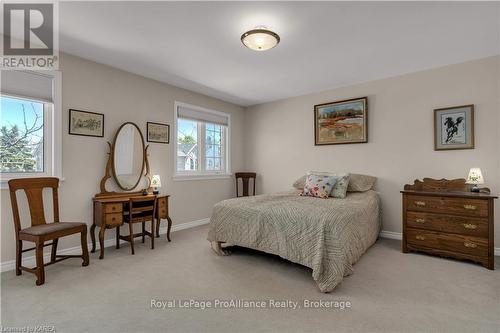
top-left (58, 1), bottom-right (499, 107)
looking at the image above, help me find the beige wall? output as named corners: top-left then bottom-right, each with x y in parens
top-left (0, 53), bottom-right (245, 262)
top-left (244, 56), bottom-right (500, 246)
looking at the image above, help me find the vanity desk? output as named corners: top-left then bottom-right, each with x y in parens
top-left (90, 122), bottom-right (173, 259)
top-left (91, 194), bottom-right (172, 259)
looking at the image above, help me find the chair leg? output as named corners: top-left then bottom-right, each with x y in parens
top-left (142, 222), bottom-right (145, 243)
top-left (156, 217), bottom-right (160, 238)
top-left (116, 227), bottom-right (120, 249)
top-left (50, 238), bottom-right (59, 263)
top-left (15, 239), bottom-right (22, 276)
top-left (35, 241), bottom-right (45, 286)
top-left (90, 223), bottom-right (96, 253)
top-left (128, 222), bottom-right (135, 255)
top-left (151, 219), bottom-right (155, 250)
top-left (81, 228), bottom-right (90, 267)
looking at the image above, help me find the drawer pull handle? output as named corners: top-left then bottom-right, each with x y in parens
top-left (415, 218), bottom-right (425, 223)
top-left (464, 242), bottom-right (477, 248)
top-left (463, 204), bottom-right (477, 210)
top-left (415, 201), bottom-right (426, 207)
top-left (463, 223), bottom-right (477, 230)
top-left (415, 235), bottom-right (425, 241)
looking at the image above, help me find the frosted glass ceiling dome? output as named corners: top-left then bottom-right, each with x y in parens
top-left (241, 27), bottom-right (280, 51)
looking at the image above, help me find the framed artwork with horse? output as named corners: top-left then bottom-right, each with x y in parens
top-left (434, 104), bottom-right (474, 151)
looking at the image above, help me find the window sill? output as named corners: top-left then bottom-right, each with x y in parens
top-left (172, 173), bottom-right (232, 181)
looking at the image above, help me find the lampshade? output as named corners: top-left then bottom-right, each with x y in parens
top-left (151, 175), bottom-right (162, 187)
top-left (466, 168), bottom-right (484, 185)
top-left (241, 27), bottom-right (280, 51)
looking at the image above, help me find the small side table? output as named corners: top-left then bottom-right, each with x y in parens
top-left (155, 195), bottom-right (173, 241)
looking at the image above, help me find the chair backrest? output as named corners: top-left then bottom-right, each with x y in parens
top-left (129, 196), bottom-right (156, 222)
top-left (8, 177), bottom-right (60, 233)
top-left (235, 172), bottom-right (256, 197)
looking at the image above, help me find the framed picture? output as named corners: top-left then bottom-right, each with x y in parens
top-left (68, 109), bottom-right (104, 137)
top-left (434, 105), bottom-right (474, 151)
top-left (314, 97), bottom-right (368, 145)
top-left (147, 122), bottom-right (170, 144)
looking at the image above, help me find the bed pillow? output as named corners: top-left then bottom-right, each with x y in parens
top-left (348, 174), bottom-right (377, 192)
top-left (292, 175), bottom-right (307, 190)
top-left (300, 174), bottom-right (338, 199)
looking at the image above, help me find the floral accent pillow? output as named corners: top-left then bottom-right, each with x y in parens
top-left (308, 171), bottom-right (350, 198)
top-left (300, 174), bottom-right (338, 199)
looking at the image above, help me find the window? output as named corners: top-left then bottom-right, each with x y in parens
top-left (174, 102), bottom-right (230, 179)
top-left (0, 70), bottom-right (61, 186)
top-left (1, 96), bottom-right (45, 173)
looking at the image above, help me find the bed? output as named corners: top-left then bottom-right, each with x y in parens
top-left (207, 189), bottom-right (381, 293)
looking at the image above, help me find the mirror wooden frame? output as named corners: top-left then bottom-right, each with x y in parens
top-left (97, 122), bottom-right (151, 197)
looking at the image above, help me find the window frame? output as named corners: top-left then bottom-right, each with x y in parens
top-left (173, 101), bottom-right (231, 181)
top-left (0, 70), bottom-right (62, 188)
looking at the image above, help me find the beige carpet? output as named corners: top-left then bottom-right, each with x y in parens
top-left (1, 225), bottom-right (499, 333)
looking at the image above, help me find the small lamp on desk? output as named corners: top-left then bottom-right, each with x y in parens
top-left (151, 175), bottom-right (161, 195)
top-left (466, 168), bottom-right (484, 193)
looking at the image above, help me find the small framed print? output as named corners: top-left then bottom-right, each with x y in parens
top-left (434, 105), bottom-right (474, 151)
top-left (69, 109), bottom-right (104, 137)
top-left (147, 122), bottom-right (170, 144)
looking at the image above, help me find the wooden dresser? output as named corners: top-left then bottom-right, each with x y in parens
top-left (401, 178), bottom-right (496, 269)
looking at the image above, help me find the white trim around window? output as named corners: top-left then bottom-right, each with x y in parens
top-left (0, 70), bottom-right (62, 189)
top-left (173, 101), bottom-right (231, 181)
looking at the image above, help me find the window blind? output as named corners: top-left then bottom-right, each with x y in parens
top-left (1, 70), bottom-right (54, 102)
top-left (177, 105), bottom-right (229, 126)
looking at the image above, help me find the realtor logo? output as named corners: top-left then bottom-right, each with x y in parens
top-left (2, 2), bottom-right (58, 69)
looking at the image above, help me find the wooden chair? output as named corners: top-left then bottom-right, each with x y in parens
top-left (8, 177), bottom-right (89, 286)
top-left (117, 196), bottom-right (156, 255)
top-left (235, 172), bottom-right (256, 197)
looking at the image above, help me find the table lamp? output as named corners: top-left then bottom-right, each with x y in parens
top-left (151, 175), bottom-right (161, 195)
top-left (466, 168), bottom-right (484, 192)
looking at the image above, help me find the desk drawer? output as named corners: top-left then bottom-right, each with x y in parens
top-left (407, 195), bottom-right (488, 217)
top-left (157, 197), bottom-right (167, 208)
top-left (105, 213), bottom-right (122, 226)
top-left (406, 211), bottom-right (488, 237)
top-left (105, 203), bottom-right (123, 214)
top-left (406, 228), bottom-right (487, 257)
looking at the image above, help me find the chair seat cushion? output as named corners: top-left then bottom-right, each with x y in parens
top-left (20, 222), bottom-right (86, 236)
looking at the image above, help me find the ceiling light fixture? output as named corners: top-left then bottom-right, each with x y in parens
top-left (241, 26), bottom-right (280, 51)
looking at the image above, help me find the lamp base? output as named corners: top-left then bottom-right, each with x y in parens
top-left (471, 185), bottom-right (480, 193)
top-left (153, 187), bottom-right (159, 195)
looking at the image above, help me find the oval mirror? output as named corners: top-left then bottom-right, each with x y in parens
top-left (112, 122), bottom-right (146, 191)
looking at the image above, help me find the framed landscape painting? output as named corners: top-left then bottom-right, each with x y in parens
top-left (434, 105), bottom-right (474, 151)
top-left (314, 97), bottom-right (368, 145)
top-left (68, 109), bottom-right (104, 137)
top-left (147, 122), bottom-right (170, 144)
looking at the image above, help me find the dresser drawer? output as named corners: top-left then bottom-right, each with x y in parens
top-left (105, 203), bottom-right (123, 214)
top-left (105, 213), bottom-right (123, 226)
top-left (406, 195), bottom-right (488, 217)
top-left (406, 211), bottom-right (488, 238)
top-left (406, 228), bottom-right (488, 257)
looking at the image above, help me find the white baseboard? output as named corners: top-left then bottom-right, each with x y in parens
top-left (379, 230), bottom-right (500, 257)
top-left (0, 218), bottom-right (210, 273)
top-left (379, 230), bottom-right (403, 240)
top-left (2, 222), bottom-right (497, 272)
